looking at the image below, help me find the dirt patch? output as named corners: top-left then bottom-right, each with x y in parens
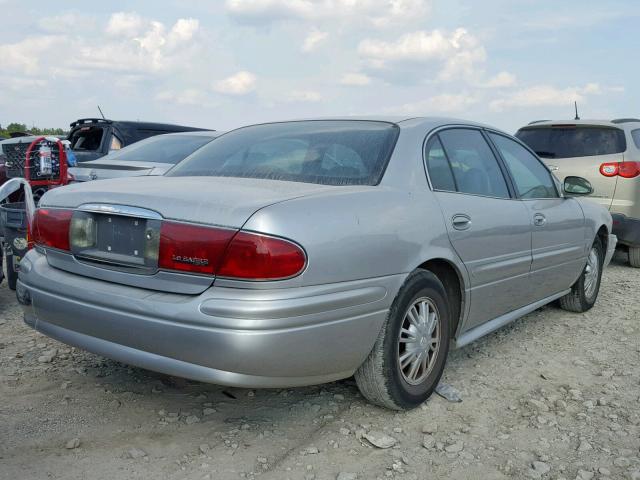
top-left (1, 252), bottom-right (639, 480)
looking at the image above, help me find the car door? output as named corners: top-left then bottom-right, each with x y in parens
top-left (488, 132), bottom-right (586, 299)
top-left (425, 128), bottom-right (533, 330)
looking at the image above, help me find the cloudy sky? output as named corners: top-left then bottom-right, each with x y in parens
top-left (1, 0), bottom-right (637, 133)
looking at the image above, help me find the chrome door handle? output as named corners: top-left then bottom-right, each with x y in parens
top-left (533, 214), bottom-right (547, 226)
top-left (452, 214), bottom-right (472, 231)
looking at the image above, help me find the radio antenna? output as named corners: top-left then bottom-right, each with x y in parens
top-left (574, 101), bottom-right (580, 121)
top-left (97, 105), bottom-right (106, 120)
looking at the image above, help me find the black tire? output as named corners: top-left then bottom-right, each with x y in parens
top-left (355, 270), bottom-right (451, 410)
top-left (6, 253), bottom-right (18, 290)
top-left (559, 236), bottom-right (603, 313)
top-left (629, 246), bottom-right (640, 268)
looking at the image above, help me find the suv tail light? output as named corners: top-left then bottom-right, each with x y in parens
top-left (33, 208), bottom-right (73, 251)
top-left (600, 161), bottom-right (640, 178)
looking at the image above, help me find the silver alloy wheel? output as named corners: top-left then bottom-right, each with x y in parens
top-left (397, 297), bottom-right (441, 386)
top-left (584, 247), bottom-right (600, 299)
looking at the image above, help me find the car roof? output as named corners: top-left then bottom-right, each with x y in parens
top-left (161, 130), bottom-right (221, 138)
top-left (521, 119), bottom-right (640, 129)
top-left (69, 118), bottom-right (210, 131)
top-left (225, 116), bottom-right (500, 134)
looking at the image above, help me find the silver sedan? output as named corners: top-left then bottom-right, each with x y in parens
top-left (68, 131), bottom-right (221, 182)
top-left (17, 117), bottom-right (616, 410)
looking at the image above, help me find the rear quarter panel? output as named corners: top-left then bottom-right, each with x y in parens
top-left (237, 185), bottom-right (466, 291)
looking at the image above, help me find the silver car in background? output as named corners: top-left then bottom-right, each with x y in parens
top-left (69, 131), bottom-right (221, 182)
top-left (18, 118), bottom-right (616, 410)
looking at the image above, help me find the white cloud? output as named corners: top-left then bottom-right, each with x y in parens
top-left (287, 90), bottom-right (322, 102)
top-left (38, 12), bottom-right (97, 33)
top-left (106, 12), bottom-right (144, 36)
top-left (168, 18), bottom-right (200, 44)
top-left (482, 71), bottom-right (517, 88)
top-left (340, 72), bottom-right (372, 86)
top-left (156, 88), bottom-right (208, 106)
top-left (388, 93), bottom-right (478, 115)
top-left (1, 36), bottom-right (64, 75)
top-left (490, 83), bottom-right (604, 111)
top-left (225, 0), bottom-right (430, 26)
top-left (214, 71), bottom-right (257, 95)
top-left (302, 29), bottom-right (328, 52)
top-left (358, 28), bottom-right (486, 80)
top-left (0, 13), bottom-right (203, 79)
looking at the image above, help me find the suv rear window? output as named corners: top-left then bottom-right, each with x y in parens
top-left (69, 126), bottom-right (105, 151)
top-left (516, 126), bottom-right (626, 159)
top-left (167, 121), bottom-right (399, 186)
top-left (632, 129), bottom-right (640, 149)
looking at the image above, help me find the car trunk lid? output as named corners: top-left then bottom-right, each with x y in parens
top-left (70, 160), bottom-right (170, 182)
top-left (38, 176), bottom-right (332, 293)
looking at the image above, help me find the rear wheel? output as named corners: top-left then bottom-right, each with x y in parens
top-left (355, 270), bottom-right (451, 410)
top-left (6, 252), bottom-right (18, 290)
top-left (629, 246), bottom-right (640, 268)
top-left (559, 237), bottom-right (603, 313)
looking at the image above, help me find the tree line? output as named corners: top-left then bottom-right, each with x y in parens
top-left (0, 123), bottom-right (67, 139)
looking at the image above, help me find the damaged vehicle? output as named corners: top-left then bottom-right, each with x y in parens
top-left (17, 118), bottom-right (616, 410)
top-left (67, 118), bottom-right (209, 163)
top-left (69, 131), bottom-right (221, 182)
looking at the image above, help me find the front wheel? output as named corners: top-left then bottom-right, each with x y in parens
top-left (559, 237), bottom-right (603, 313)
top-left (355, 270), bottom-right (451, 410)
top-left (629, 246), bottom-right (640, 268)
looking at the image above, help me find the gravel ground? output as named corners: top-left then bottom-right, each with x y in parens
top-left (1, 251), bottom-right (639, 480)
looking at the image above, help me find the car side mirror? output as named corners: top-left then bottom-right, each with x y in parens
top-left (563, 176), bottom-right (593, 196)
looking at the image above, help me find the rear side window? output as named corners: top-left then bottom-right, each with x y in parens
top-left (632, 129), bottom-right (640, 149)
top-left (516, 126), bottom-right (626, 158)
top-left (69, 127), bottom-right (104, 151)
top-left (168, 121), bottom-right (399, 186)
top-left (437, 129), bottom-right (510, 198)
top-left (425, 137), bottom-right (456, 191)
top-left (489, 133), bottom-right (558, 199)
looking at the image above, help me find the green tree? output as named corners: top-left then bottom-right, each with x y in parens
top-left (6, 123), bottom-right (28, 134)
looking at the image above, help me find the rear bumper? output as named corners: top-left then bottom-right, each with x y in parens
top-left (611, 214), bottom-right (640, 247)
top-left (18, 250), bottom-right (401, 388)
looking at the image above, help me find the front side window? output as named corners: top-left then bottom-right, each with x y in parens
top-left (438, 129), bottom-right (510, 198)
top-left (168, 121), bottom-right (399, 186)
top-left (489, 133), bottom-right (558, 199)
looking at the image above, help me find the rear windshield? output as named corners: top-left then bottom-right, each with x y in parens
top-left (69, 126), bottom-right (105, 151)
top-left (103, 134), bottom-right (215, 164)
top-left (516, 126), bottom-right (626, 159)
top-left (632, 129), bottom-right (640, 149)
top-left (167, 121), bottom-right (400, 186)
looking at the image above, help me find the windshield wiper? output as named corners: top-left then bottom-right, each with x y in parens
top-left (535, 151), bottom-right (556, 158)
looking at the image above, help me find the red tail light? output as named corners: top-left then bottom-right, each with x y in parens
top-left (618, 161), bottom-right (640, 178)
top-left (158, 222), bottom-right (236, 275)
top-left (158, 223), bottom-right (305, 280)
top-left (34, 212), bottom-right (307, 281)
top-left (600, 161), bottom-right (640, 178)
top-left (217, 231), bottom-right (307, 280)
top-left (33, 208), bottom-right (73, 251)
